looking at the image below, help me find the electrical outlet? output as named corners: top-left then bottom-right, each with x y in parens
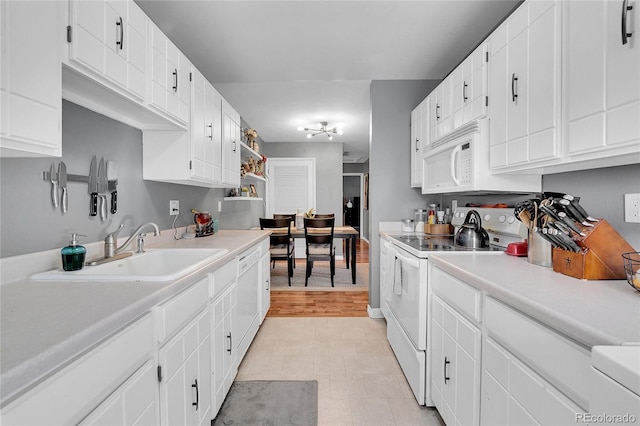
top-left (624, 193), bottom-right (640, 223)
top-left (169, 200), bottom-right (180, 216)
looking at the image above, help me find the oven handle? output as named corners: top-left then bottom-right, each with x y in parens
top-left (394, 252), bottom-right (421, 268)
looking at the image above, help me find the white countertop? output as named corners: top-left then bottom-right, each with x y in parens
top-left (429, 252), bottom-right (640, 348)
top-left (0, 230), bottom-right (269, 406)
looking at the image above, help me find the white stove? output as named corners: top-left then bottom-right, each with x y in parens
top-left (380, 207), bottom-right (526, 406)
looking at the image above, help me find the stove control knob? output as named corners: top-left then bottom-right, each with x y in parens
top-left (498, 215), bottom-right (506, 223)
top-left (507, 216), bottom-right (516, 224)
top-left (484, 214), bottom-right (491, 222)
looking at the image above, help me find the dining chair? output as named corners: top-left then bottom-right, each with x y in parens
top-left (313, 213), bottom-right (335, 218)
top-left (260, 218), bottom-right (295, 286)
top-left (273, 214), bottom-right (296, 269)
top-left (303, 217), bottom-right (336, 287)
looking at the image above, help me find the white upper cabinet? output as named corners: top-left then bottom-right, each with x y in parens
top-left (410, 97), bottom-right (430, 188)
top-left (220, 99), bottom-right (241, 188)
top-left (191, 68), bottom-right (222, 184)
top-left (452, 43), bottom-right (488, 129)
top-left (488, 1), bottom-right (562, 172)
top-left (68, 0), bottom-right (148, 101)
top-left (563, 0), bottom-right (640, 167)
top-left (1, 0), bottom-right (61, 157)
top-left (150, 25), bottom-right (191, 125)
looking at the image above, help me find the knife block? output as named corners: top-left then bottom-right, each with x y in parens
top-left (551, 219), bottom-right (635, 280)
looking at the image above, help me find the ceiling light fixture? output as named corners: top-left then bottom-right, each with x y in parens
top-left (297, 122), bottom-right (343, 141)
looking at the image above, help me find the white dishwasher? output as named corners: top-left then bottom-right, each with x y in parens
top-left (233, 246), bottom-right (261, 367)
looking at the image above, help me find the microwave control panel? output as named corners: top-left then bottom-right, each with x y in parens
top-left (459, 143), bottom-right (472, 185)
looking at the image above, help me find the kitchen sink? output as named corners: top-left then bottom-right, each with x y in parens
top-left (31, 248), bottom-right (229, 282)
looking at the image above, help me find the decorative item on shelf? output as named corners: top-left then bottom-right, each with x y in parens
top-left (249, 184), bottom-right (257, 197)
top-left (248, 157), bottom-right (257, 173)
top-left (297, 122), bottom-right (343, 140)
top-left (244, 128), bottom-right (259, 152)
top-left (255, 154), bottom-right (267, 177)
top-left (228, 188), bottom-right (238, 197)
top-left (241, 186), bottom-right (250, 197)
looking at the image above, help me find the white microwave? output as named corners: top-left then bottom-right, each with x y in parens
top-left (421, 120), bottom-right (541, 194)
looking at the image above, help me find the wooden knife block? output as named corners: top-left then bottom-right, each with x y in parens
top-left (551, 220), bottom-right (635, 280)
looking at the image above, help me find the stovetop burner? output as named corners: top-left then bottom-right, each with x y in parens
top-left (391, 234), bottom-right (504, 253)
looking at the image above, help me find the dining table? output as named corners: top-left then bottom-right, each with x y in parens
top-left (266, 225), bottom-right (360, 284)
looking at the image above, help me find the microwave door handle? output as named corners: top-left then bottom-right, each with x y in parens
top-left (395, 252), bottom-right (421, 268)
top-left (450, 145), bottom-right (462, 186)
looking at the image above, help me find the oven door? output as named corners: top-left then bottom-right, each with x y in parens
top-left (385, 243), bottom-right (427, 351)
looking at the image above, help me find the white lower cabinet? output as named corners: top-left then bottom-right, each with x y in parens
top-left (259, 242), bottom-right (271, 324)
top-left (210, 259), bottom-right (238, 416)
top-left (80, 361), bottom-right (157, 426)
top-left (0, 314), bottom-right (154, 426)
top-left (430, 294), bottom-right (481, 426)
top-left (481, 336), bottom-right (583, 426)
top-left (158, 307), bottom-right (211, 426)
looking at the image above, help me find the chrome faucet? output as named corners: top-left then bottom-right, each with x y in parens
top-left (104, 223), bottom-right (160, 258)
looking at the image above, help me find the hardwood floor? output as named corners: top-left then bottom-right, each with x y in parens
top-left (267, 238), bottom-right (370, 317)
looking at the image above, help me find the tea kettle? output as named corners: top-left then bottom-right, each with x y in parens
top-left (454, 210), bottom-right (489, 248)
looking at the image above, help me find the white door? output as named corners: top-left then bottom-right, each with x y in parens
top-left (266, 158), bottom-right (316, 257)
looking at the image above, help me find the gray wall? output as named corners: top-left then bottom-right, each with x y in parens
top-left (0, 101), bottom-right (263, 258)
top-left (261, 141), bottom-right (344, 254)
top-left (369, 80), bottom-right (440, 307)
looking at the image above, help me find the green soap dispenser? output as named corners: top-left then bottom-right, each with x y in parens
top-left (61, 233), bottom-right (87, 271)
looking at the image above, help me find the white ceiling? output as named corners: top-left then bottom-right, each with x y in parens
top-left (136, 0), bottom-right (520, 161)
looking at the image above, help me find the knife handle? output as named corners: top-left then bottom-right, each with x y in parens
top-left (61, 188), bottom-right (68, 214)
top-left (100, 195), bottom-right (107, 222)
top-left (110, 191), bottom-right (117, 214)
top-left (90, 193), bottom-right (98, 216)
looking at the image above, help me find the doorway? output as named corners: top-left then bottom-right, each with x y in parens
top-left (342, 173), bottom-right (367, 242)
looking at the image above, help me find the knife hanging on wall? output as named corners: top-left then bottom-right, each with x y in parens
top-left (88, 156), bottom-right (98, 216)
top-left (107, 161), bottom-right (118, 214)
top-left (49, 162), bottom-right (59, 209)
top-left (97, 158), bottom-right (108, 221)
top-left (58, 162), bottom-right (68, 213)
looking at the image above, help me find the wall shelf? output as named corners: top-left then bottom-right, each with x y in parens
top-left (223, 197), bottom-right (263, 201)
top-left (242, 173), bottom-right (266, 182)
top-left (240, 141), bottom-right (261, 158)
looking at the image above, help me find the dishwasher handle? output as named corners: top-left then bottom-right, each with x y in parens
top-left (394, 251), bottom-right (421, 268)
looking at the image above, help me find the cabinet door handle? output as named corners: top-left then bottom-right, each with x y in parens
top-left (208, 123), bottom-right (213, 140)
top-left (436, 104), bottom-right (441, 120)
top-left (266, 278), bottom-right (270, 290)
top-left (511, 73), bottom-right (518, 103)
top-left (232, 140), bottom-right (237, 152)
top-left (172, 69), bottom-right (178, 92)
top-left (192, 379), bottom-right (199, 410)
top-left (116, 17), bottom-right (123, 50)
top-left (463, 82), bottom-right (468, 102)
top-left (622, 0), bottom-right (634, 45)
top-left (415, 138), bottom-right (420, 152)
top-left (227, 332), bottom-right (232, 354)
top-left (444, 357), bottom-right (451, 384)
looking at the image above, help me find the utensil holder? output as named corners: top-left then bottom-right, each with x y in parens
top-left (551, 220), bottom-right (635, 280)
top-left (424, 224), bottom-right (454, 235)
top-left (528, 228), bottom-right (552, 267)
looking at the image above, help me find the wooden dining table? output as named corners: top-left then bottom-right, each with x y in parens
top-left (266, 225), bottom-right (360, 284)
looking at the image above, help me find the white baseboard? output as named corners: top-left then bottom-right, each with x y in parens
top-left (367, 305), bottom-right (384, 319)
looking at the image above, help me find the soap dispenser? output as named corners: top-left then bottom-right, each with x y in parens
top-left (61, 233), bottom-right (87, 271)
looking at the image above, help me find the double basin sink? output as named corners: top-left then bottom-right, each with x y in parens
top-left (31, 248), bottom-right (229, 282)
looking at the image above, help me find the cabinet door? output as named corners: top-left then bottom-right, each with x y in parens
top-left (431, 295), bottom-right (480, 426)
top-left (465, 43), bottom-right (488, 124)
top-left (1, 0), bottom-right (61, 157)
top-left (481, 336), bottom-right (582, 425)
top-left (259, 251), bottom-right (271, 324)
top-left (159, 307), bottom-right (211, 426)
top-left (211, 284), bottom-right (235, 416)
top-left (488, 24), bottom-right (509, 169)
top-left (70, 0), bottom-right (147, 101)
top-left (221, 100), bottom-right (241, 187)
top-left (410, 103), bottom-right (422, 188)
top-left (79, 361), bottom-right (157, 426)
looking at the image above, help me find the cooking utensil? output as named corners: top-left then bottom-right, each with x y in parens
top-left (558, 198), bottom-right (594, 227)
top-left (454, 209), bottom-right (489, 249)
top-left (107, 161), bottom-right (118, 214)
top-left (58, 162), bottom-right (67, 213)
top-left (88, 156), bottom-right (98, 216)
top-left (97, 158), bottom-right (108, 221)
top-left (49, 162), bottom-right (58, 209)
top-left (563, 194), bottom-right (598, 222)
top-left (557, 211), bottom-right (587, 236)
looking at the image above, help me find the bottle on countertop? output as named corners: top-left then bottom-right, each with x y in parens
top-left (295, 208), bottom-right (304, 229)
top-left (427, 204), bottom-right (437, 224)
top-left (61, 233), bottom-right (87, 271)
top-left (444, 207), bottom-right (452, 224)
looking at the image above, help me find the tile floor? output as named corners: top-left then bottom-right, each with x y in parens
top-left (236, 317), bottom-right (445, 426)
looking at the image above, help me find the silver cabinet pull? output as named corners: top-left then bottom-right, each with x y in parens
top-left (444, 357), bottom-right (451, 384)
top-left (622, 0), bottom-right (634, 45)
top-left (436, 104), bottom-right (441, 120)
top-left (463, 81), bottom-right (468, 102)
top-left (415, 138), bottom-right (419, 152)
top-left (208, 123), bottom-right (213, 140)
top-left (116, 17), bottom-right (123, 50)
top-left (192, 379), bottom-right (199, 410)
top-left (227, 332), bottom-right (232, 353)
top-left (511, 73), bottom-right (518, 103)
